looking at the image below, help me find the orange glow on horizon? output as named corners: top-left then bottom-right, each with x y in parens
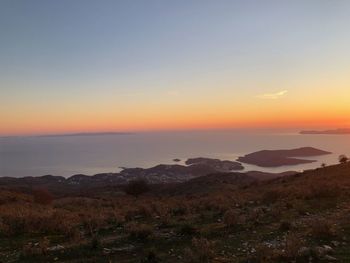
top-left (2, 111), bottom-right (350, 136)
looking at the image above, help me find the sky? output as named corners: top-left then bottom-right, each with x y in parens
top-left (1, 0), bottom-right (350, 135)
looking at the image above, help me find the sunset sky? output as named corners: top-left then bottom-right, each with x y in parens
top-left (1, 0), bottom-right (350, 135)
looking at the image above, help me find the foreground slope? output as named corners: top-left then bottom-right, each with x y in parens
top-left (0, 163), bottom-right (350, 262)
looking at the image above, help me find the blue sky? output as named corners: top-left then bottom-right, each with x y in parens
top-left (1, 0), bottom-right (350, 134)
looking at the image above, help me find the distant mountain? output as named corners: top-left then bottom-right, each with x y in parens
top-left (300, 128), bottom-right (350, 135)
top-left (237, 147), bottom-right (331, 167)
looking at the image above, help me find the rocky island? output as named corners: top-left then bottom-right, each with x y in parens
top-left (237, 147), bottom-right (331, 167)
top-left (185, 157), bottom-right (244, 171)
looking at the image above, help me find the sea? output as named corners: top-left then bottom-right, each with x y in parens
top-left (0, 130), bottom-right (349, 178)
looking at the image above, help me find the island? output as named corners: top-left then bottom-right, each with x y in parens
top-left (237, 147), bottom-right (331, 167)
top-left (300, 128), bottom-right (350, 135)
top-left (185, 157), bottom-right (244, 171)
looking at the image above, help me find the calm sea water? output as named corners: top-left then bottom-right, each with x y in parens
top-left (0, 131), bottom-right (349, 178)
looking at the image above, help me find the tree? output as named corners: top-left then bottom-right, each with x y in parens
top-left (339, 155), bottom-right (349, 164)
top-left (125, 179), bottom-right (150, 197)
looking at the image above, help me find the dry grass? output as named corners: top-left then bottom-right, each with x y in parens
top-left (1, 163), bottom-right (350, 262)
top-left (125, 222), bottom-right (154, 240)
top-left (184, 237), bottom-right (214, 263)
top-left (308, 218), bottom-right (336, 239)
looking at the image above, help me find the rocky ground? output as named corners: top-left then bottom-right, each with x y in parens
top-left (1, 162), bottom-right (350, 262)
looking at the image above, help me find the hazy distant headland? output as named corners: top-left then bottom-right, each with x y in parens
top-left (0, 132), bottom-right (133, 139)
top-left (37, 132), bottom-right (133, 137)
top-left (300, 128), bottom-right (350, 135)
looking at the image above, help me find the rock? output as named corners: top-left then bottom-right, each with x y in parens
top-left (113, 245), bottom-right (135, 252)
top-left (323, 245), bottom-right (334, 254)
top-left (103, 248), bottom-right (111, 255)
top-left (324, 255), bottom-right (338, 261)
top-left (331, 241), bottom-right (340, 247)
top-left (47, 245), bottom-right (65, 251)
top-left (313, 246), bottom-right (327, 258)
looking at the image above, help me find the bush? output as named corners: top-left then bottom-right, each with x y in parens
top-left (32, 189), bottom-right (53, 205)
top-left (125, 179), bottom-right (150, 197)
top-left (126, 222), bottom-right (153, 240)
top-left (178, 223), bottom-right (198, 236)
top-left (141, 250), bottom-right (159, 263)
top-left (284, 233), bottom-right (303, 259)
top-left (309, 218), bottom-right (335, 239)
top-left (279, 221), bottom-right (292, 232)
top-left (22, 237), bottom-right (50, 257)
top-left (184, 237), bottom-right (214, 263)
top-left (339, 154), bottom-right (349, 164)
top-left (253, 244), bottom-right (281, 262)
top-left (223, 209), bottom-right (239, 227)
top-left (90, 234), bottom-right (101, 250)
top-left (262, 189), bottom-right (283, 203)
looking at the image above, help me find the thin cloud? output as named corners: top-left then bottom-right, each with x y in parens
top-left (257, 90), bottom-right (288, 100)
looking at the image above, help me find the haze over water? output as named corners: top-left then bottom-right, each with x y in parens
top-left (1, 130), bottom-right (349, 178)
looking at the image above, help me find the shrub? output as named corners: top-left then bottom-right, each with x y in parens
top-left (125, 179), bottom-right (150, 197)
top-left (141, 250), bottom-right (159, 263)
top-left (253, 244), bottom-right (281, 262)
top-left (223, 209), bottom-right (239, 227)
top-left (126, 222), bottom-right (153, 240)
top-left (32, 189), bottom-right (53, 205)
top-left (284, 233), bottom-right (303, 259)
top-left (309, 218), bottom-right (335, 239)
top-left (22, 237), bottom-right (50, 257)
top-left (171, 206), bottom-right (188, 216)
top-left (279, 221), bottom-right (292, 232)
top-left (90, 234), bottom-right (101, 250)
top-left (178, 223), bottom-right (198, 236)
top-left (262, 189), bottom-right (283, 203)
top-left (184, 237), bottom-right (214, 263)
top-left (307, 183), bottom-right (339, 199)
top-left (339, 154), bottom-right (349, 164)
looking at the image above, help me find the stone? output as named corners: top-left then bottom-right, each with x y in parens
top-left (324, 255), bottom-right (338, 261)
top-left (323, 245), bottom-right (334, 254)
top-left (313, 246), bottom-right (327, 258)
top-left (48, 245), bottom-right (65, 251)
top-left (331, 241), bottom-right (340, 247)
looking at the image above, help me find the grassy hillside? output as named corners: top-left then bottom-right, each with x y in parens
top-left (1, 163), bottom-right (350, 262)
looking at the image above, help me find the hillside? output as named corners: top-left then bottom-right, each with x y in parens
top-left (1, 163), bottom-right (350, 262)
